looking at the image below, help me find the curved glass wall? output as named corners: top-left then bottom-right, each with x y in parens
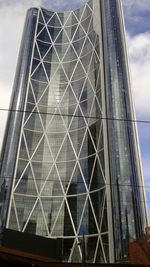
top-left (0, 0), bottom-right (147, 264)
top-left (100, 0), bottom-right (147, 263)
top-left (1, 0), bottom-right (109, 263)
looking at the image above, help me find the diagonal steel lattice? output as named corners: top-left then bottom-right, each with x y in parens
top-left (7, 0), bottom-right (109, 263)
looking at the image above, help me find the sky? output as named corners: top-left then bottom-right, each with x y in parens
top-left (0, 0), bottom-right (150, 217)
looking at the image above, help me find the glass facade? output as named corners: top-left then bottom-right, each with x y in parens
top-left (0, 0), bottom-right (147, 264)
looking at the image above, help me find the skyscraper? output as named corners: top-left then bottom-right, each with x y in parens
top-left (0, 0), bottom-right (148, 264)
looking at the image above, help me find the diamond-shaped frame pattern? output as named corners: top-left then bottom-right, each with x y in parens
top-left (7, 0), bottom-right (109, 263)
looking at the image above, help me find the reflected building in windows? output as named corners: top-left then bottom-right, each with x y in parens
top-left (0, 0), bottom-right (148, 263)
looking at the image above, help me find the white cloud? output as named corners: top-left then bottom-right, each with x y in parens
top-left (127, 32), bottom-right (150, 119)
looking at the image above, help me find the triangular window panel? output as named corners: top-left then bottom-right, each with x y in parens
top-left (24, 109), bottom-right (43, 132)
top-left (71, 78), bottom-right (86, 101)
top-left (63, 45), bottom-right (78, 62)
top-left (14, 195), bottom-right (37, 231)
top-left (90, 189), bottom-right (105, 226)
top-left (64, 12), bottom-right (78, 27)
top-left (27, 86), bottom-right (35, 104)
top-left (81, 38), bottom-right (93, 57)
top-left (90, 158), bottom-right (105, 191)
top-left (51, 201), bottom-right (66, 236)
top-left (32, 136), bottom-right (52, 162)
top-left (51, 64), bottom-right (68, 83)
top-left (30, 79), bottom-right (48, 102)
top-left (46, 113), bottom-right (66, 134)
top-left (54, 43), bottom-right (69, 61)
top-left (47, 197), bottom-right (64, 235)
top-left (72, 26), bottom-right (86, 43)
top-left (47, 26), bottom-right (62, 43)
top-left (43, 62), bottom-right (51, 79)
top-left (31, 58), bottom-right (40, 75)
top-left (15, 159), bottom-right (28, 186)
top-left (88, 120), bottom-right (98, 148)
top-left (37, 27), bottom-right (51, 43)
top-left (56, 161), bottom-right (76, 191)
top-left (38, 12), bottom-right (45, 24)
top-left (79, 156), bottom-right (96, 188)
top-left (66, 163), bottom-right (86, 195)
top-left (42, 166), bottom-right (63, 197)
top-left (42, 11), bottom-right (55, 24)
top-left (57, 135), bottom-right (76, 162)
top-left (69, 107), bottom-right (86, 131)
top-left (95, 239), bottom-right (105, 263)
top-left (37, 40), bottom-right (51, 59)
top-left (62, 201), bottom-right (75, 236)
top-left (69, 127), bottom-right (85, 156)
top-left (23, 129), bottom-right (42, 158)
top-left (31, 63), bottom-right (48, 83)
top-left (81, 16), bottom-right (91, 33)
top-left (67, 195), bottom-right (86, 232)
top-left (96, 90), bottom-right (102, 110)
top-left (87, 128), bottom-right (96, 155)
top-left (37, 23), bottom-right (44, 36)
top-left (57, 13), bottom-right (64, 25)
top-left (47, 132), bottom-right (66, 161)
top-left (60, 84), bottom-right (77, 107)
top-left (62, 60), bottom-right (77, 80)
top-left (37, 87), bottom-right (49, 107)
top-left (15, 164), bottom-right (37, 195)
top-left (18, 136), bottom-right (29, 160)
top-left (47, 13), bottom-right (62, 27)
top-left (71, 38), bottom-right (85, 57)
top-left (23, 102), bottom-right (35, 123)
top-left (23, 200), bottom-right (48, 236)
top-left (78, 130), bottom-right (88, 159)
top-left (71, 61), bottom-right (86, 82)
top-left (71, 240), bottom-right (82, 262)
top-left (78, 199), bottom-right (98, 235)
top-left (31, 161), bottom-right (53, 191)
top-left (43, 47), bottom-right (53, 62)
top-left (80, 82), bottom-right (88, 103)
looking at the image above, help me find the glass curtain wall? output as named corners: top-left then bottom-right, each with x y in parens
top-left (0, 0), bottom-right (109, 263)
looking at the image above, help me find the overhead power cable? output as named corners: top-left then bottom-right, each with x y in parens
top-left (0, 107), bottom-right (149, 124)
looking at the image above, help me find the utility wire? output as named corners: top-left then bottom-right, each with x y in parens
top-left (0, 107), bottom-right (149, 124)
top-left (0, 176), bottom-right (150, 189)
